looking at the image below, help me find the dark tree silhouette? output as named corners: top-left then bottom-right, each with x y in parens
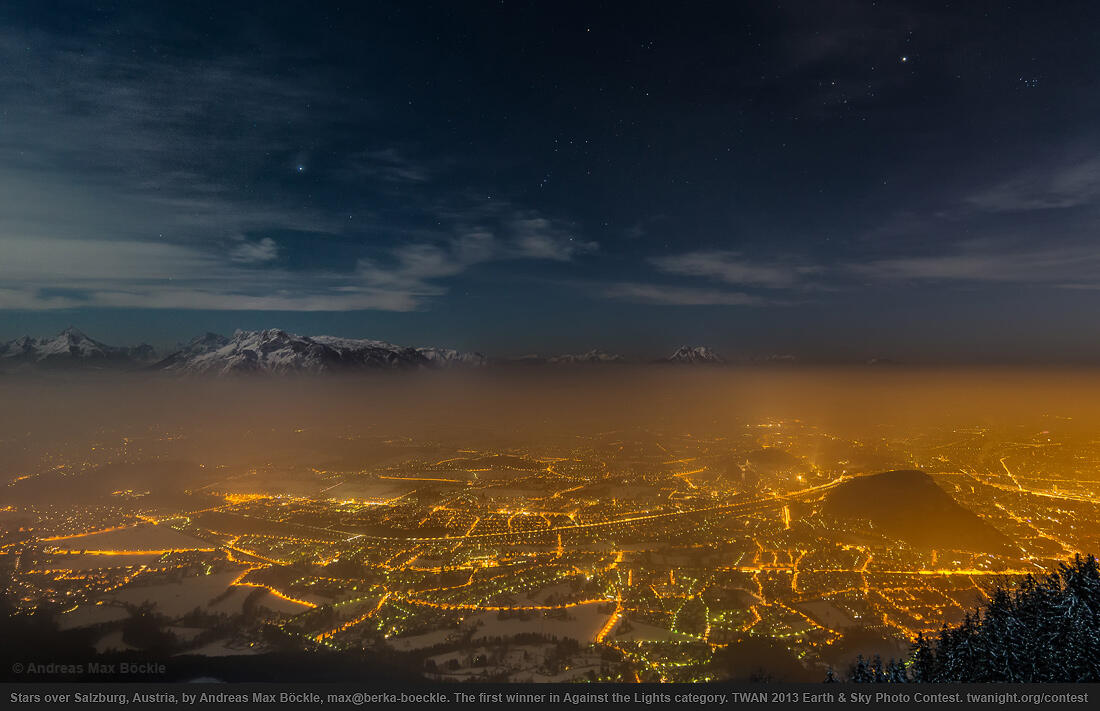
top-left (835, 554), bottom-right (1100, 682)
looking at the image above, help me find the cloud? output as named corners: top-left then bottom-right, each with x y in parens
top-left (356, 236), bottom-right (487, 293)
top-left (0, 234), bottom-right (426, 311)
top-left (0, 201), bottom-right (595, 312)
top-left (0, 24), bottom-right (595, 313)
top-left (0, 24), bottom-right (353, 304)
top-left (850, 243), bottom-right (1100, 284)
top-left (0, 236), bottom-right (221, 282)
top-left (965, 155), bottom-right (1100, 213)
top-left (650, 250), bottom-right (819, 288)
top-left (645, 235), bottom-right (1100, 296)
top-left (605, 283), bottom-right (764, 306)
top-left (354, 216), bottom-right (596, 298)
top-left (508, 216), bottom-right (598, 261)
top-left (343, 149), bottom-right (432, 184)
top-left (0, 286), bottom-right (420, 313)
top-left (0, 211), bottom-right (597, 311)
top-left (229, 237), bottom-right (279, 263)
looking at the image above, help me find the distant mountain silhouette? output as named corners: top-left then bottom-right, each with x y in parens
top-left (823, 469), bottom-right (1014, 553)
top-left (745, 448), bottom-right (801, 473)
top-left (662, 345), bottom-right (724, 364)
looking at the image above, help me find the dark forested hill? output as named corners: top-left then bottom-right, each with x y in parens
top-left (823, 469), bottom-right (1014, 553)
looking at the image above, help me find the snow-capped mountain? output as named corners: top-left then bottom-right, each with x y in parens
top-left (416, 347), bottom-right (488, 368)
top-left (0, 327), bottom-right (487, 375)
top-left (0, 327), bottom-right (728, 374)
top-left (663, 345), bottom-right (724, 365)
top-left (0, 328), bottom-right (156, 368)
top-left (547, 349), bottom-right (626, 365)
top-left (153, 329), bottom-right (484, 375)
top-left (150, 332), bottom-right (231, 371)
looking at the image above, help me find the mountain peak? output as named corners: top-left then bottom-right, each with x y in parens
top-left (192, 332), bottom-right (229, 345)
top-left (57, 326), bottom-right (91, 340)
top-left (665, 345), bottom-right (723, 364)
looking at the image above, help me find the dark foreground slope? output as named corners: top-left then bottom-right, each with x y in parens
top-left (823, 469), bottom-right (1014, 553)
top-left (839, 554), bottom-right (1100, 682)
top-left (0, 600), bottom-right (424, 683)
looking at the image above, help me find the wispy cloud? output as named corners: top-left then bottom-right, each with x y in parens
top-left (356, 232), bottom-right (492, 294)
top-left (0, 287), bottom-right (421, 313)
top-left (0, 206), bottom-right (594, 311)
top-left (650, 250), bottom-right (819, 288)
top-left (229, 237), bottom-right (279, 263)
top-left (0, 236), bottom-right (422, 312)
top-left (341, 148), bottom-right (433, 184)
top-left (851, 243), bottom-right (1100, 284)
top-left (354, 210), bottom-right (596, 298)
top-left (605, 283), bottom-right (764, 306)
top-left (965, 155), bottom-right (1100, 213)
top-left (641, 233), bottom-right (1100, 300)
top-left (0, 24), bottom-right (595, 312)
top-left (509, 216), bottom-right (598, 261)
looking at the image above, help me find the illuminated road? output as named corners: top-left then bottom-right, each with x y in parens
top-left (342, 475), bottom-right (855, 543)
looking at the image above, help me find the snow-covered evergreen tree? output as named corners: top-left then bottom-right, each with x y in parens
top-left (840, 554), bottom-right (1100, 682)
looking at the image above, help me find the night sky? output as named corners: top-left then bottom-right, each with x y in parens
top-left (2, 1), bottom-right (1100, 361)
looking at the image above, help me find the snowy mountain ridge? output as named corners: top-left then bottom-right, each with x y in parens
top-left (663, 345), bottom-right (724, 364)
top-left (154, 329), bottom-right (488, 375)
top-left (0, 327), bottom-right (156, 368)
top-left (0, 328), bottom-right (730, 373)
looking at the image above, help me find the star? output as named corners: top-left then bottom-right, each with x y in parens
top-left (900, 56), bottom-right (909, 63)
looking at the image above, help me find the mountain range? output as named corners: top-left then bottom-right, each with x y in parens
top-left (154, 329), bottom-right (495, 375)
top-left (0, 328), bottom-right (725, 375)
top-left (0, 328), bottom-right (156, 369)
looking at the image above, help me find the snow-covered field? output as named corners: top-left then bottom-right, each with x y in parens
top-left (47, 524), bottom-right (211, 553)
top-left (111, 569), bottom-right (315, 618)
top-left (797, 600), bottom-right (857, 630)
top-left (463, 602), bottom-right (613, 644)
top-left (185, 639), bottom-right (259, 656)
top-left (57, 603), bottom-right (131, 630)
top-left (386, 627), bottom-right (459, 651)
top-left (110, 571), bottom-right (241, 617)
top-left (52, 553), bottom-right (162, 570)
